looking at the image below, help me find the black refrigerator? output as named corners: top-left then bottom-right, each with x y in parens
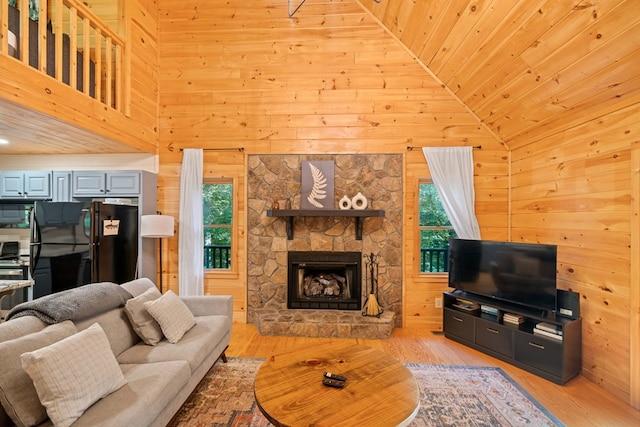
top-left (30, 201), bottom-right (138, 298)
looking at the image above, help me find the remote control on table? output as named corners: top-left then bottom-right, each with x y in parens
top-left (323, 372), bottom-right (347, 382)
top-left (322, 379), bottom-right (345, 389)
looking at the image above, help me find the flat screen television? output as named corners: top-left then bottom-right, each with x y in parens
top-left (448, 239), bottom-right (558, 313)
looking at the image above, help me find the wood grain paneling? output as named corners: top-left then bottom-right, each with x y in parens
top-left (157, 0), bottom-right (506, 338)
top-left (360, 0), bottom-right (640, 407)
top-left (1, 0), bottom-right (638, 411)
top-left (360, 0), bottom-right (640, 147)
top-left (507, 111), bottom-right (637, 404)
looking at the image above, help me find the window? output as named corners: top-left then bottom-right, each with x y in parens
top-left (419, 180), bottom-right (457, 273)
top-left (203, 180), bottom-right (233, 270)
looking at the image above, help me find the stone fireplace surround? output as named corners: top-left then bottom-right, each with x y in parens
top-left (247, 154), bottom-right (403, 339)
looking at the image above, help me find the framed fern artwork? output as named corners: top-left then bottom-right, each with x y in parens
top-left (301, 160), bottom-right (334, 210)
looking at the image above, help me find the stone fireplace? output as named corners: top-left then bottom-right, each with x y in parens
top-left (247, 154), bottom-right (403, 339)
top-left (288, 251), bottom-right (362, 310)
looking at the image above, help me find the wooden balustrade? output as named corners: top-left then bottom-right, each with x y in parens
top-left (0, 0), bottom-right (126, 113)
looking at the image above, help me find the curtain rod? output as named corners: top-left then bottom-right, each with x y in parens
top-left (407, 145), bottom-right (481, 151)
top-left (180, 148), bottom-right (244, 152)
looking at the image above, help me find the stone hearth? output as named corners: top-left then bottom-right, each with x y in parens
top-left (255, 309), bottom-right (396, 339)
top-left (247, 154), bottom-right (403, 339)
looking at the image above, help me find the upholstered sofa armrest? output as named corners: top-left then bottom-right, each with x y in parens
top-left (180, 296), bottom-right (233, 319)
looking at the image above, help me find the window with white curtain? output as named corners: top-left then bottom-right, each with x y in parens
top-left (419, 179), bottom-right (457, 273)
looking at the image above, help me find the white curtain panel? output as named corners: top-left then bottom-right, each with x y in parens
top-left (422, 146), bottom-right (481, 240)
top-left (179, 149), bottom-right (204, 296)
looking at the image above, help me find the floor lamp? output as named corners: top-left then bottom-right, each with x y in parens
top-left (141, 214), bottom-right (175, 293)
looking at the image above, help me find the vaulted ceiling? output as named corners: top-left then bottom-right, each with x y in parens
top-left (359, 0), bottom-right (640, 151)
top-left (1, 0), bottom-right (638, 154)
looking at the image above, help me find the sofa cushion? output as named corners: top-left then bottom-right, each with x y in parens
top-left (117, 315), bottom-right (231, 373)
top-left (144, 291), bottom-right (196, 343)
top-left (21, 323), bottom-right (126, 427)
top-left (69, 361), bottom-right (190, 427)
top-left (124, 287), bottom-right (163, 345)
top-left (0, 316), bottom-right (47, 344)
top-left (0, 321), bottom-right (77, 427)
top-left (120, 277), bottom-right (156, 298)
top-left (75, 307), bottom-right (140, 357)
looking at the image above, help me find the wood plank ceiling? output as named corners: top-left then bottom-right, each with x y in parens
top-left (1, 0), bottom-right (639, 154)
top-left (0, 99), bottom-right (146, 155)
top-left (358, 0), bottom-right (640, 150)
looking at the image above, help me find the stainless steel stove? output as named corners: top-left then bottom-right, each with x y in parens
top-left (0, 259), bottom-right (27, 277)
top-left (0, 258), bottom-right (24, 267)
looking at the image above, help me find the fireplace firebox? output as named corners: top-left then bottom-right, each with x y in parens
top-left (288, 251), bottom-right (362, 310)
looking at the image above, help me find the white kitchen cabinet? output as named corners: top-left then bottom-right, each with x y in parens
top-left (0, 171), bottom-right (51, 199)
top-left (72, 171), bottom-right (141, 197)
top-left (52, 171), bottom-right (72, 202)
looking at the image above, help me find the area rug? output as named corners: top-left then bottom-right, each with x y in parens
top-left (167, 357), bottom-right (564, 427)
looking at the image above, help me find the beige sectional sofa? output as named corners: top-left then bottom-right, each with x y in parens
top-left (0, 278), bottom-right (232, 427)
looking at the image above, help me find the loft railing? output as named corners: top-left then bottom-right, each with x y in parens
top-left (420, 248), bottom-right (449, 273)
top-left (204, 245), bottom-right (231, 270)
top-left (0, 0), bottom-right (126, 113)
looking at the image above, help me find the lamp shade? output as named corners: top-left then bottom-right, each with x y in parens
top-left (141, 215), bottom-right (175, 238)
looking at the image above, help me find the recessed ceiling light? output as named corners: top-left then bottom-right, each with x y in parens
top-left (0, 139), bottom-right (9, 145)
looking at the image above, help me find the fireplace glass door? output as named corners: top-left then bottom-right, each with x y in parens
top-left (288, 251), bottom-right (362, 310)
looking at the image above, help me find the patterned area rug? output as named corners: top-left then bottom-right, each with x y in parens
top-left (168, 357), bottom-right (564, 427)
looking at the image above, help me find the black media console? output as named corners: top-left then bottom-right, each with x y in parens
top-left (443, 290), bottom-right (582, 385)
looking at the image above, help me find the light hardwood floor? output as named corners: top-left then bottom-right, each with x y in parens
top-left (228, 324), bottom-right (640, 427)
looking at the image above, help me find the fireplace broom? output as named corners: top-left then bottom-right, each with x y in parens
top-left (363, 252), bottom-right (383, 317)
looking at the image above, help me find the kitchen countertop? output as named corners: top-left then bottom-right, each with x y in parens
top-left (0, 280), bottom-right (35, 302)
top-left (0, 280), bottom-right (34, 292)
top-left (0, 280), bottom-right (34, 321)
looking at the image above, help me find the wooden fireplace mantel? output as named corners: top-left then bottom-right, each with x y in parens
top-left (266, 209), bottom-right (385, 240)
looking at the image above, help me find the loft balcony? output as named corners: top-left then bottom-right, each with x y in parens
top-left (1, 0), bottom-right (125, 112)
top-left (0, 0), bottom-right (156, 155)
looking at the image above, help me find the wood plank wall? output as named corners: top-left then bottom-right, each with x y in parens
top-left (359, 0), bottom-right (640, 407)
top-left (156, 0), bottom-right (506, 326)
top-left (1, 0), bottom-right (636, 413)
top-left (509, 103), bottom-right (640, 406)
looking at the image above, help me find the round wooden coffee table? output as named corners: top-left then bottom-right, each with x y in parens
top-left (254, 342), bottom-right (420, 426)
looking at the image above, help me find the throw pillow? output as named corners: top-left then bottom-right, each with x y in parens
top-left (123, 287), bottom-right (164, 345)
top-left (0, 321), bottom-right (77, 427)
top-left (21, 323), bottom-right (127, 427)
top-left (144, 290), bottom-right (196, 343)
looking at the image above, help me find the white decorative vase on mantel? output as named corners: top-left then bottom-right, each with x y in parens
top-left (338, 195), bottom-right (352, 210)
top-left (351, 192), bottom-right (368, 210)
